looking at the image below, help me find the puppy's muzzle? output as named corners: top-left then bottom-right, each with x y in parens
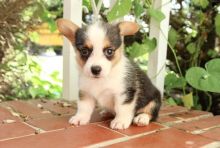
top-left (91, 65), bottom-right (102, 76)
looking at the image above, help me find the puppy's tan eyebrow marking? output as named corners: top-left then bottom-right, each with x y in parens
top-left (84, 40), bottom-right (93, 49)
top-left (103, 38), bottom-right (111, 49)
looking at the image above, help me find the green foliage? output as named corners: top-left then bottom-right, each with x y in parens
top-left (215, 14), bottom-right (220, 36)
top-left (193, 96), bottom-right (202, 110)
top-left (127, 37), bottom-right (156, 59)
top-left (208, 49), bottom-right (219, 58)
top-left (192, 0), bottom-right (209, 9)
top-left (186, 59), bottom-right (220, 93)
top-left (164, 1), bottom-right (220, 110)
top-left (83, 0), bottom-right (92, 11)
top-left (166, 97), bottom-right (177, 105)
top-left (148, 7), bottom-right (165, 23)
top-left (26, 57), bottom-right (62, 99)
top-left (182, 92), bottom-right (194, 109)
top-left (133, 0), bottom-right (144, 18)
top-left (33, 0), bottom-right (59, 32)
top-left (0, 0), bottom-right (62, 100)
top-left (168, 28), bottom-right (179, 48)
top-left (186, 43), bottom-right (196, 54)
top-left (106, 0), bottom-right (164, 22)
top-left (165, 73), bottom-right (186, 91)
top-left (29, 32), bottom-right (40, 43)
top-left (28, 75), bottom-right (61, 99)
top-left (107, 0), bottom-right (132, 21)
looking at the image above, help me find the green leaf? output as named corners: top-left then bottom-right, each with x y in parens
top-left (29, 32), bottom-right (40, 43)
top-left (205, 58), bottom-right (220, 78)
top-left (128, 37), bottom-right (156, 58)
top-left (107, 0), bottom-right (132, 22)
top-left (144, 37), bottom-right (157, 53)
top-left (33, 2), bottom-right (45, 18)
top-left (215, 14), bottom-right (220, 36)
top-left (165, 73), bottom-right (186, 90)
top-left (148, 7), bottom-right (165, 23)
top-left (182, 92), bottom-right (194, 109)
top-left (193, 96), bottom-right (202, 110)
top-left (134, 0), bottom-right (144, 18)
top-left (128, 42), bottom-right (146, 58)
top-left (47, 19), bottom-right (57, 32)
top-left (168, 28), bottom-right (179, 47)
top-left (197, 10), bottom-right (206, 25)
top-left (186, 59), bottom-right (220, 93)
top-left (192, 0), bottom-right (209, 9)
top-left (207, 50), bottom-right (218, 58)
top-left (166, 97), bottom-right (177, 105)
top-left (186, 43), bottom-right (196, 54)
top-left (83, 0), bottom-right (92, 11)
top-left (29, 87), bottom-right (38, 98)
top-left (50, 71), bottom-right (61, 82)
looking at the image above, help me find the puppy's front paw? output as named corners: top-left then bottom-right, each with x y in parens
top-left (69, 115), bottom-right (90, 126)
top-left (110, 118), bottom-right (131, 130)
top-left (133, 113), bottom-right (150, 126)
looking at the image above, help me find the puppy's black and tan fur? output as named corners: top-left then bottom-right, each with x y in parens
top-left (57, 19), bottom-right (161, 130)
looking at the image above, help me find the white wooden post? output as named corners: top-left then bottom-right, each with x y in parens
top-left (62, 0), bottom-right (82, 101)
top-left (147, 0), bottom-right (171, 97)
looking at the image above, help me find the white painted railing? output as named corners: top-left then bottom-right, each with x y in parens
top-left (62, 0), bottom-right (82, 101)
top-left (147, 0), bottom-right (171, 97)
top-left (62, 0), bottom-right (171, 100)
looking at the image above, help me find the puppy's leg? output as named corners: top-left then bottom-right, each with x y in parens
top-left (133, 113), bottom-right (151, 126)
top-left (69, 91), bottom-right (95, 125)
top-left (110, 95), bottom-right (135, 130)
top-left (133, 100), bottom-right (160, 126)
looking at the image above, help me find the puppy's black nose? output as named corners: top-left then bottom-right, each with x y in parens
top-left (91, 65), bottom-right (102, 76)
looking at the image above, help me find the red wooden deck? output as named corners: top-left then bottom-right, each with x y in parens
top-left (0, 99), bottom-right (219, 147)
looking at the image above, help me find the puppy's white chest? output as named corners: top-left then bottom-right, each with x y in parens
top-left (79, 75), bottom-right (123, 111)
top-left (79, 73), bottom-right (123, 95)
top-left (96, 89), bottom-right (115, 111)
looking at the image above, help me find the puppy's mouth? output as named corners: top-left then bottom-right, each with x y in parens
top-left (92, 75), bottom-right (101, 78)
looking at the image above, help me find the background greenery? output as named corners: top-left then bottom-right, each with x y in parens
top-left (0, 0), bottom-right (62, 100)
top-left (0, 0), bottom-right (220, 114)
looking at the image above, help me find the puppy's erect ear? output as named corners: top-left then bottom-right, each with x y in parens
top-left (118, 21), bottom-right (139, 36)
top-left (56, 18), bottom-right (79, 43)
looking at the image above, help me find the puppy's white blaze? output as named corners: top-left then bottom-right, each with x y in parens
top-left (87, 22), bottom-right (106, 50)
top-left (84, 22), bottom-right (112, 77)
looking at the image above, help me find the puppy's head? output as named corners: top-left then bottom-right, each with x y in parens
top-left (57, 19), bottom-right (139, 78)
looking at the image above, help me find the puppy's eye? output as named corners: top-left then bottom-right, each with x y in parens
top-left (104, 48), bottom-right (115, 57)
top-left (80, 48), bottom-right (91, 57)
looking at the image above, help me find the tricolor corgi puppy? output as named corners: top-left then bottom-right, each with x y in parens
top-left (57, 19), bottom-right (161, 130)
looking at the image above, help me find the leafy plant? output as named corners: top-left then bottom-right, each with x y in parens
top-left (215, 14), bottom-right (220, 36)
top-left (0, 0), bottom-right (62, 100)
top-left (147, 7), bottom-right (165, 23)
top-left (186, 59), bottom-right (220, 93)
top-left (126, 37), bottom-right (157, 59)
top-left (165, 1), bottom-right (220, 110)
top-left (107, 0), bottom-right (132, 22)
